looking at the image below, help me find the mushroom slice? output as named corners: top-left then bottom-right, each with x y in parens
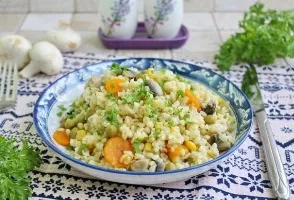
top-left (154, 159), bottom-right (165, 172)
top-left (202, 101), bottom-right (216, 115)
top-left (91, 76), bottom-right (102, 88)
top-left (147, 79), bottom-right (163, 96)
top-left (207, 134), bottom-right (233, 152)
top-left (131, 159), bottom-right (150, 172)
top-left (123, 68), bottom-right (139, 78)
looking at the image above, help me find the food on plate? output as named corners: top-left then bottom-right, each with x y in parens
top-left (54, 63), bottom-right (237, 172)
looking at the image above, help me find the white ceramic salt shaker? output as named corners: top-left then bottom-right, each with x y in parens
top-left (144, 0), bottom-right (183, 38)
top-left (99, 0), bottom-right (138, 39)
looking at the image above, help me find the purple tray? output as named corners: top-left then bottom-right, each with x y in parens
top-left (98, 23), bottom-right (189, 49)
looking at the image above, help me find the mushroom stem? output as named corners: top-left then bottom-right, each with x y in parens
top-left (19, 62), bottom-right (40, 78)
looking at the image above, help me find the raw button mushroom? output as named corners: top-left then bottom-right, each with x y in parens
top-left (46, 24), bottom-right (81, 53)
top-left (19, 41), bottom-right (64, 78)
top-left (0, 35), bottom-right (32, 70)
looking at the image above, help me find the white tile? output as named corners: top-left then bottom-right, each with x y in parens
top-left (0, 0), bottom-right (29, 13)
top-left (184, 13), bottom-right (216, 31)
top-left (215, 0), bottom-right (258, 11)
top-left (116, 50), bottom-right (172, 59)
top-left (78, 31), bottom-right (115, 57)
top-left (75, 0), bottom-right (99, 12)
top-left (213, 13), bottom-right (243, 30)
top-left (260, 0), bottom-right (294, 10)
top-left (138, 13), bottom-right (144, 22)
top-left (184, 0), bottom-right (214, 12)
top-left (30, 0), bottom-right (74, 12)
top-left (219, 30), bottom-right (239, 42)
top-left (175, 31), bottom-right (221, 52)
top-left (0, 32), bottom-right (14, 37)
top-left (285, 57), bottom-right (294, 66)
top-left (17, 31), bottom-right (45, 44)
top-left (138, 0), bottom-right (144, 13)
top-left (71, 14), bottom-right (100, 31)
top-left (21, 14), bottom-right (72, 31)
top-left (0, 14), bottom-right (26, 32)
top-left (172, 51), bottom-right (216, 62)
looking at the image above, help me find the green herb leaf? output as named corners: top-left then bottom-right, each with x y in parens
top-left (132, 137), bottom-right (148, 153)
top-left (132, 138), bottom-right (141, 153)
top-left (153, 129), bottom-right (160, 138)
top-left (176, 90), bottom-right (185, 98)
top-left (0, 136), bottom-right (42, 200)
top-left (110, 63), bottom-right (128, 75)
top-left (215, 2), bottom-right (294, 91)
top-left (57, 112), bottom-right (63, 117)
top-left (241, 64), bottom-right (259, 98)
top-left (58, 105), bottom-right (66, 111)
top-left (104, 108), bottom-right (120, 127)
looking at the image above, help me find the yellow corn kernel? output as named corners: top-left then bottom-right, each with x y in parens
top-left (169, 154), bottom-right (180, 163)
top-left (120, 155), bottom-right (132, 165)
top-left (165, 162), bottom-right (176, 171)
top-left (76, 130), bottom-right (87, 141)
top-left (218, 97), bottom-right (223, 105)
top-left (144, 142), bottom-right (152, 152)
top-left (184, 141), bottom-right (197, 151)
top-left (155, 122), bottom-right (163, 129)
top-left (207, 151), bottom-right (214, 158)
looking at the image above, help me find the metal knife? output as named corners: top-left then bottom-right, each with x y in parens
top-left (246, 65), bottom-right (290, 200)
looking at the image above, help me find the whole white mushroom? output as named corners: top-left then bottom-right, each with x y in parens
top-left (46, 25), bottom-right (81, 52)
top-left (19, 41), bottom-right (64, 78)
top-left (0, 35), bottom-right (32, 70)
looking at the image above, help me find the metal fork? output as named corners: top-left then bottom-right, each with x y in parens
top-left (0, 62), bottom-right (18, 111)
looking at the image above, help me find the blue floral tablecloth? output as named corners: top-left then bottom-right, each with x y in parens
top-left (0, 52), bottom-right (293, 200)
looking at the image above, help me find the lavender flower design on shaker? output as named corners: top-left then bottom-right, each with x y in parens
top-left (102, 0), bottom-right (131, 36)
top-left (146, 0), bottom-right (174, 36)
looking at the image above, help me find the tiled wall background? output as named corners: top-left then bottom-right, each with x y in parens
top-left (1, 0), bottom-right (294, 13)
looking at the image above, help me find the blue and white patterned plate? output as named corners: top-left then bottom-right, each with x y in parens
top-left (34, 58), bottom-right (253, 185)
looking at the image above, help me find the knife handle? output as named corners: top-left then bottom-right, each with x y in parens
top-left (256, 111), bottom-right (290, 200)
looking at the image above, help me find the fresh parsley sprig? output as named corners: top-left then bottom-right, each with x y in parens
top-left (110, 63), bottom-right (128, 75)
top-left (215, 3), bottom-right (294, 97)
top-left (0, 136), bottom-right (42, 200)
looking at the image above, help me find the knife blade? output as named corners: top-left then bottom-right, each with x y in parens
top-left (245, 65), bottom-right (290, 200)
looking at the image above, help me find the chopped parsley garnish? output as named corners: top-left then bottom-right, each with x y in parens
top-left (183, 113), bottom-right (190, 121)
top-left (153, 129), bottom-right (160, 138)
top-left (65, 146), bottom-right (74, 151)
top-left (104, 108), bottom-right (120, 127)
top-left (132, 137), bottom-right (148, 153)
top-left (122, 94), bottom-right (136, 104)
top-left (165, 100), bottom-right (173, 107)
top-left (174, 108), bottom-right (183, 115)
top-left (110, 63), bottom-right (128, 75)
top-left (167, 121), bottom-right (174, 127)
top-left (57, 104), bottom-right (67, 117)
top-left (66, 108), bottom-right (76, 119)
top-left (176, 90), bottom-right (185, 98)
top-left (106, 92), bottom-right (118, 102)
top-left (122, 83), bottom-right (153, 105)
top-left (149, 107), bottom-right (158, 120)
top-left (78, 143), bottom-right (88, 155)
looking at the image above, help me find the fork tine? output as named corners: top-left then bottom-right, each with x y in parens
top-left (11, 63), bottom-right (18, 101)
top-left (5, 62), bottom-right (13, 100)
top-left (0, 62), bottom-right (7, 100)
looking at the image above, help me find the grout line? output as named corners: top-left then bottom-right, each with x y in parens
top-left (211, 13), bottom-right (223, 42)
top-left (28, 0), bottom-right (31, 13)
top-left (15, 14), bottom-right (29, 33)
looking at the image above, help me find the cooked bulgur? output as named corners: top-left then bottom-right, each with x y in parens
top-left (53, 63), bottom-right (237, 172)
